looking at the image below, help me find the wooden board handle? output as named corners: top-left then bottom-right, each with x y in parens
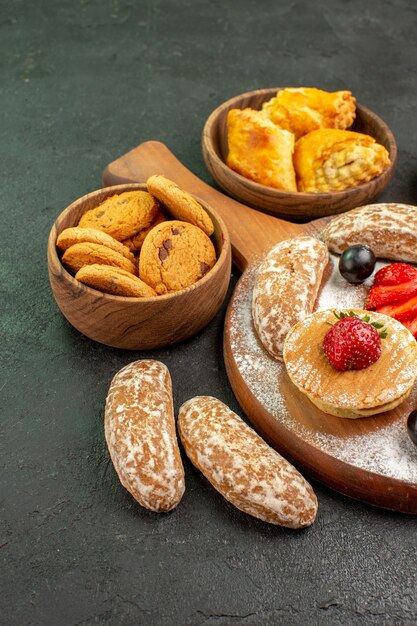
top-left (103, 141), bottom-right (313, 270)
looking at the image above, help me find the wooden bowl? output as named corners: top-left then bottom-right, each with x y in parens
top-left (202, 87), bottom-right (397, 221)
top-left (47, 183), bottom-right (232, 349)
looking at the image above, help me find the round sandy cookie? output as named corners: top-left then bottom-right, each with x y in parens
top-left (76, 264), bottom-right (157, 297)
top-left (56, 227), bottom-right (135, 261)
top-left (62, 242), bottom-right (138, 276)
top-left (78, 190), bottom-right (159, 241)
top-left (121, 210), bottom-right (167, 253)
top-left (146, 175), bottom-right (214, 236)
top-left (139, 220), bottom-right (217, 294)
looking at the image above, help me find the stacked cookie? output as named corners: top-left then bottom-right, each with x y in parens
top-left (56, 176), bottom-right (217, 297)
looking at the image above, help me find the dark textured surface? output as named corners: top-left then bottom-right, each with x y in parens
top-left (1, 1), bottom-right (417, 624)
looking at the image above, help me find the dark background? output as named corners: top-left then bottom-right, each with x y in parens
top-left (1, 1), bottom-right (417, 624)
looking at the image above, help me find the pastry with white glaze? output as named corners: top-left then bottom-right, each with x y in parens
top-left (322, 203), bottom-right (417, 262)
top-left (178, 396), bottom-right (318, 528)
top-left (105, 360), bottom-right (185, 512)
top-left (283, 309), bottom-right (417, 418)
top-left (252, 235), bottom-right (329, 359)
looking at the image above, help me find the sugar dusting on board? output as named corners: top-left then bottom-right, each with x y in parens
top-left (228, 257), bottom-right (417, 484)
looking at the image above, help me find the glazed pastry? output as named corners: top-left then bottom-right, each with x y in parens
top-left (283, 309), bottom-right (417, 418)
top-left (293, 128), bottom-right (390, 192)
top-left (76, 264), bottom-right (156, 297)
top-left (322, 203), bottom-right (417, 262)
top-left (226, 108), bottom-right (297, 191)
top-left (139, 220), bottom-right (216, 294)
top-left (262, 87), bottom-right (356, 140)
top-left (252, 236), bottom-right (329, 359)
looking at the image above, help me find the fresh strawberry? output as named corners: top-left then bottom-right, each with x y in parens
top-left (323, 314), bottom-right (383, 371)
top-left (365, 276), bottom-right (417, 309)
top-left (402, 316), bottom-right (417, 338)
top-left (377, 293), bottom-right (417, 322)
top-left (373, 263), bottom-right (417, 286)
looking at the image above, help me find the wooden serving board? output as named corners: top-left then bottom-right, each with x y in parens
top-left (103, 141), bottom-right (417, 513)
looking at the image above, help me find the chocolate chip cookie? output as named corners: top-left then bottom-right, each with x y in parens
top-left (56, 227), bottom-right (135, 261)
top-left (139, 220), bottom-right (216, 294)
top-left (121, 209), bottom-right (167, 254)
top-left (76, 264), bottom-right (156, 297)
top-left (146, 175), bottom-right (214, 236)
top-left (62, 242), bottom-right (138, 275)
top-left (78, 190), bottom-right (159, 241)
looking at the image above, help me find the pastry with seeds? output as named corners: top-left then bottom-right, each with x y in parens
top-left (78, 190), bottom-right (159, 241)
top-left (146, 175), bottom-right (214, 236)
top-left (139, 220), bottom-right (216, 294)
top-left (56, 226), bottom-right (135, 261)
top-left (62, 242), bottom-right (138, 275)
top-left (76, 264), bottom-right (156, 297)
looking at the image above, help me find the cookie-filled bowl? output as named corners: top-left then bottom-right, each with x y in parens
top-left (47, 183), bottom-right (232, 349)
top-left (202, 87), bottom-right (397, 221)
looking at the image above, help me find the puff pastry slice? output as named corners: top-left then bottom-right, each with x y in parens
top-left (226, 108), bottom-right (297, 191)
top-left (293, 128), bottom-right (390, 193)
top-left (262, 87), bottom-right (356, 139)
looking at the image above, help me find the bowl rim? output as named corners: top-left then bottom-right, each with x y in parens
top-left (48, 182), bottom-right (231, 303)
top-left (202, 86), bottom-right (398, 200)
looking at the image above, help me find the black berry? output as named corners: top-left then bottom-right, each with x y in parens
top-left (407, 410), bottom-right (417, 446)
top-left (339, 245), bottom-right (376, 284)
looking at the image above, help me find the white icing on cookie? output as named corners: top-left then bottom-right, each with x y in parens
top-left (105, 360), bottom-right (185, 512)
top-left (252, 235), bottom-right (329, 359)
top-left (178, 396), bottom-right (317, 528)
top-left (322, 203), bottom-right (417, 262)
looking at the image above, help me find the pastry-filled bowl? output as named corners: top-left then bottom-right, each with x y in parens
top-left (47, 183), bottom-right (232, 349)
top-left (202, 87), bottom-right (397, 221)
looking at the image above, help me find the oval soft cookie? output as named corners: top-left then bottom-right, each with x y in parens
top-left (252, 236), bottom-right (329, 359)
top-left (105, 360), bottom-right (185, 512)
top-left (178, 396), bottom-right (318, 528)
top-left (321, 203), bottom-right (417, 262)
top-left (139, 220), bottom-right (216, 294)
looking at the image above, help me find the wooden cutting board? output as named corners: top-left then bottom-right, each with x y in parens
top-left (103, 140), bottom-right (417, 514)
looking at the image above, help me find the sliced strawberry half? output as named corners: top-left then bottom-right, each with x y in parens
top-left (402, 316), bottom-right (417, 338)
top-left (365, 276), bottom-right (417, 309)
top-left (376, 293), bottom-right (417, 322)
top-left (373, 263), bottom-right (417, 286)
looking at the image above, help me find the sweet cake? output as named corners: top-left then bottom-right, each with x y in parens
top-left (282, 308), bottom-right (417, 418)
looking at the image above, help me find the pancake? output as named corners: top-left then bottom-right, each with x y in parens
top-left (282, 308), bottom-right (417, 418)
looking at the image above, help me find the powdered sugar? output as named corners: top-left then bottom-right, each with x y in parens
top-left (227, 260), bottom-right (417, 485)
top-left (322, 203), bottom-right (417, 263)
